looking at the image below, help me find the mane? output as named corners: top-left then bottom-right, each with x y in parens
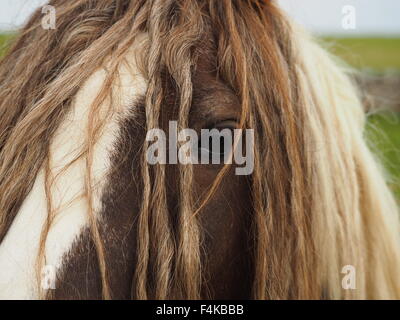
top-left (0, 0), bottom-right (399, 299)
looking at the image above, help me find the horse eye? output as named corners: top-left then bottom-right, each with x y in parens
top-left (198, 120), bottom-right (238, 163)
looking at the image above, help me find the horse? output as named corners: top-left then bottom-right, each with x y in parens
top-left (0, 0), bottom-right (399, 300)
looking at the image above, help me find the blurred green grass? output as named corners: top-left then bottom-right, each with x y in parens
top-left (0, 34), bottom-right (399, 200)
top-left (322, 37), bottom-right (400, 201)
top-left (0, 33), bottom-right (14, 57)
top-left (323, 37), bottom-right (400, 72)
top-left (366, 112), bottom-right (400, 200)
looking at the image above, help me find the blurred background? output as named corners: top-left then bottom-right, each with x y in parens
top-left (0, 0), bottom-right (399, 199)
top-left (279, 0), bottom-right (400, 200)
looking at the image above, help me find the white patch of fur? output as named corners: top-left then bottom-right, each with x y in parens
top-left (0, 35), bottom-right (148, 299)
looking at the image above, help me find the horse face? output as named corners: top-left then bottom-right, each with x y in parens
top-left (41, 44), bottom-right (253, 299)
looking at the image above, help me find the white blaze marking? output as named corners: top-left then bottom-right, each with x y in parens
top-left (0, 35), bottom-right (148, 299)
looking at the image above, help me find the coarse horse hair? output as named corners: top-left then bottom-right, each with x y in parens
top-left (0, 0), bottom-right (399, 299)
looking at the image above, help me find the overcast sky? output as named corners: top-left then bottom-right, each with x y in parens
top-left (0, 0), bottom-right (399, 35)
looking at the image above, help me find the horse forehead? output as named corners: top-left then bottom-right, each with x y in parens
top-left (0, 34), bottom-right (149, 299)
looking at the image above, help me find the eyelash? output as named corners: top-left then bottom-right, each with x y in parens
top-left (198, 120), bottom-right (238, 161)
top-left (204, 119), bottom-right (239, 131)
